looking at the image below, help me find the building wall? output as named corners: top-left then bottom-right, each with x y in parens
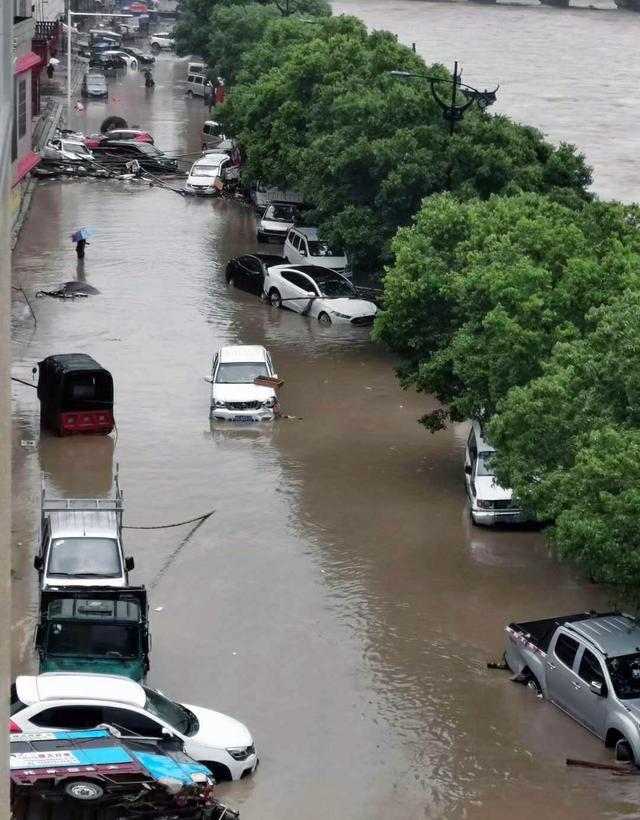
top-left (0, 0), bottom-right (14, 810)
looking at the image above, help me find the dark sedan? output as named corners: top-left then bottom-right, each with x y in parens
top-left (122, 47), bottom-right (156, 65)
top-left (225, 254), bottom-right (288, 296)
top-left (93, 140), bottom-right (178, 173)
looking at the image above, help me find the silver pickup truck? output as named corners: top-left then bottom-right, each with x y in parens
top-left (505, 611), bottom-right (640, 764)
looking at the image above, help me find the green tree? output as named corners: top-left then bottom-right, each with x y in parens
top-left (374, 196), bottom-right (640, 430)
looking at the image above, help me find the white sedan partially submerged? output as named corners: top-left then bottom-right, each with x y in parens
top-left (209, 345), bottom-right (280, 423)
top-left (263, 264), bottom-right (377, 326)
top-left (42, 138), bottom-right (94, 163)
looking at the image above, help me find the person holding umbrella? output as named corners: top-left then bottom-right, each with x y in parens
top-left (71, 227), bottom-right (95, 259)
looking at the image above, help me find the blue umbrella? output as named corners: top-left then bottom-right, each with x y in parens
top-left (70, 227), bottom-right (95, 242)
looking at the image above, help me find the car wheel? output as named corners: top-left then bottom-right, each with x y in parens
top-left (615, 737), bottom-right (634, 763)
top-left (269, 288), bottom-right (282, 309)
top-left (202, 143), bottom-right (207, 151)
top-left (256, 232), bottom-right (265, 242)
top-left (227, 275), bottom-right (235, 287)
top-left (131, 59), bottom-right (137, 70)
top-left (151, 43), bottom-right (160, 54)
top-left (318, 311), bottom-right (332, 326)
top-left (64, 780), bottom-right (105, 801)
top-left (186, 90), bottom-right (193, 98)
top-left (525, 673), bottom-right (542, 697)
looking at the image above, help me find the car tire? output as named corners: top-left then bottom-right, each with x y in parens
top-left (269, 288), bottom-right (282, 309)
top-left (525, 673), bottom-right (542, 697)
top-left (64, 780), bottom-right (105, 802)
top-left (186, 90), bottom-right (193, 98)
top-left (318, 312), bottom-right (332, 326)
top-left (151, 43), bottom-right (160, 54)
top-left (227, 275), bottom-right (235, 287)
top-left (615, 737), bottom-right (634, 763)
top-left (202, 143), bottom-right (207, 151)
top-left (256, 232), bottom-right (265, 243)
top-left (131, 59), bottom-right (137, 70)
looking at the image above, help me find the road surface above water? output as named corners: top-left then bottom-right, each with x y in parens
top-left (10, 20), bottom-right (640, 820)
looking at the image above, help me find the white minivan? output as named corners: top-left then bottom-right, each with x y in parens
top-left (284, 227), bottom-right (350, 279)
top-left (186, 73), bottom-right (212, 98)
top-left (464, 420), bottom-right (523, 526)
top-left (209, 345), bottom-right (280, 423)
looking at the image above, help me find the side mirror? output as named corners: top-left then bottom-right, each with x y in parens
top-left (125, 556), bottom-right (135, 571)
top-left (272, 373), bottom-right (279, 379)
top-left (161, 727), bottom-right (174, 738)
top-left (589, 680), bottom-right (604, 697)
top-left (464, 465), bottom-right (472, 475)
top-left (299, 249), bottom-right (307, 256)
top-left (203, 375), bottom-right (213, 384)
top-left (34, 555), bottom-right (43, 571)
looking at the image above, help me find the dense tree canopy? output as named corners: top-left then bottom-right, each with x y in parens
top-left (218, 16), bottom-right (591, 273)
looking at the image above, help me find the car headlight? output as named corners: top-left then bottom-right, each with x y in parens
top-left (331, 311), bottom-right (351, 319)
top-left (190, 772), bottom-right (211, 785)
top-left (214, 399), bottom-right (226, 408)
top-left (158, 776), bottom-right (184, 794)
top-left (477, 500), bottom-right (494, 510)
top-left (263, 397), bottom-right (276, 408)
top-left (226, 745), bottom-right (254, 761)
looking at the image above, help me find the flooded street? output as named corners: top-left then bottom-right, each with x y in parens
top-left (10, 16), bottom-right (640, 819)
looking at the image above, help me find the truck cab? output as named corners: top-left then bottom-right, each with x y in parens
top-left (35, 586), bottom-right (150, 682)
top-left (34, 472), bottom-right (134, 590)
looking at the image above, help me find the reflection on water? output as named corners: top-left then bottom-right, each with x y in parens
top-left (10, 38), bottom-right (639, 820)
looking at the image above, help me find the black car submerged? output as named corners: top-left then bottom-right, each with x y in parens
top-left (225, 254), bottom-right (288, 296)
top-left (93, 140), bottom-right (178, 173)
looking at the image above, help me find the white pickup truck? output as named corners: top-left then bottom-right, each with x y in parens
top-left (505, 611), bottom-right (640, 764)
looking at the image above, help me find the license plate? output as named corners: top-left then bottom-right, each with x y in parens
top-left (234, 415), bottom-right (253, 423)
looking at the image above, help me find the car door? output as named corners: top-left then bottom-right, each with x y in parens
top-left (242, 257), bottom-right (264, 296)
top-left (279, 272), bottom-right (308, 313)
top-left (572, 646), bottom-right (609, 738)
top-left (545, 631), bottom-right (581, 713)
top-left (28, 704), bottom-right (105, 730)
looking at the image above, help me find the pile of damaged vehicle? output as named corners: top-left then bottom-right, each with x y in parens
top-left (10, 726), bottom-right (239, 819)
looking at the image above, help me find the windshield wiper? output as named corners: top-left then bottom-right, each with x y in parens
top-left (71, 572), bottom-right (118, 577)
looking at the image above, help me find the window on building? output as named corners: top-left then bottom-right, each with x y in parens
top-left (17, 79), bottom-right (27, 139)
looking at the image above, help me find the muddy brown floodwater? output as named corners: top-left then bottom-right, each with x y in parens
top-left (9, 32), bottom-right (640, 820)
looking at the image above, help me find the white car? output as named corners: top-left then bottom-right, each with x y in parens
top-left (100, 50), bottom-right (138, 69)
top-left (284, 227), bottom-right (350, 279)
top-left (209, 345), bottom-right (280, 423)
top-left (10, 673), bottom-right (258, 782)
top-left (42, 139), bottom-right (94, 163)
top-left (184, 154), bottom-right (239, 195)
top-left (264, 264), bottom-right (377, 326)
top-left (257, 201), bottom-right (299, 243)
top-left (149, 32), bottom-right (175, 52)
top-left (464, 419), bottom-right (523, 526)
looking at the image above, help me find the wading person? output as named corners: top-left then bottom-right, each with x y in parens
top-left (76, 238), bottom-right (88, 259)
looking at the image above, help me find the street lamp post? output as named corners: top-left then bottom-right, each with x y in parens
top-left (65, 10), bottom-right (132, 125)
top-left (388, 64), bottom-right (499, 136)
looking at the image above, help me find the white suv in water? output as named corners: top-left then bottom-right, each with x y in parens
top-left (464, 420), bottom-right (523, 526)
top-left (208, 345), bottom-right (280, 423)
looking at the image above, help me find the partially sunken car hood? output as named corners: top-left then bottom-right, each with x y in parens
top-left (212, 383), bottom-right (274, 403)
top-left (184, 704), bottom-right (253, 749)
top-left (325, 297), bottom-right (377, 316)
top-left (474, 475), bottom-right (513, 502)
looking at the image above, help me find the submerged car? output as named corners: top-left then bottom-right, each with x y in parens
top-left (284, 226), bottom-right (350, 279)
top-left (464, 420), bottom-right (523, 526)
top-left (257, 201), bottom-right (299, 243)
top-left (209, 345), bottom-right (280, 423)
top-left (93, 140), bottom-right (178, 173)
top-left (184, 153), bottom-right (239, 195)
top-left (85, 129), bottom-right (154, 148)
top-left (121, 46), bottom-right (156, 65)
top-left (264, 264), bottom-right (377, 326)
top-left (225, 254), bottom-right (287, 296)
top-left (11, 673), bottom-right (258, 782)
top-left (81, 71), bottom-right (108, 98)
top-left (42, 139), bottom-right (94, 163)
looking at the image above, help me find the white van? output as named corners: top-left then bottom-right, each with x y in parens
top-left (251, 180), bottom-right (304, 211)
top-left (464, 420), bottom-right (523, 526)
top-left (187, 61), bottom-right (207, 76)
top-left (186, 73), bottom-right (211, 98)
top-left (284, 227), bottom-right (350, 279)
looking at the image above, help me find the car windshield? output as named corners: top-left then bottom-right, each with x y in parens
top-left (47, 623), bottom-right (139, 658)
top-left (63, 143), bottom-right (90, 155)
top-left (134, 143), bottom-right (160, 156)
top-left (191, 164), bottom-right (220, 177)
top-left (476, 451), bottom-right (495, 477)
top-left (143, 686), bottom-right (196, 735)
top-left (47, 538), bottom-right (122, 578)
top-left (606, 653), bottom-right (640, 700)
top-left (316, 276), bottom-right (356, 299)
top-left (216, 362), bottom-right (269, 384)
top-left (307, 240), bottom-right (343, 258)
top-left (266, 205), bottom-right (296, 222)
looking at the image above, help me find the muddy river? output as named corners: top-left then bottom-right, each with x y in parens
top-left (10, 10), bottom-right (640, 817)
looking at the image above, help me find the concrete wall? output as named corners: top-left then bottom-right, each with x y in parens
top-left (0, 0), bottom-right (13, 815)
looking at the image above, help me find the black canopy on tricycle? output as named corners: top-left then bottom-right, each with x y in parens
top-left (37, 353), bottom-right (114, 436)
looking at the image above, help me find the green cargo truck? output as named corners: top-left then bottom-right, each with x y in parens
top-left (35, 586), bottom-right (150, 682)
